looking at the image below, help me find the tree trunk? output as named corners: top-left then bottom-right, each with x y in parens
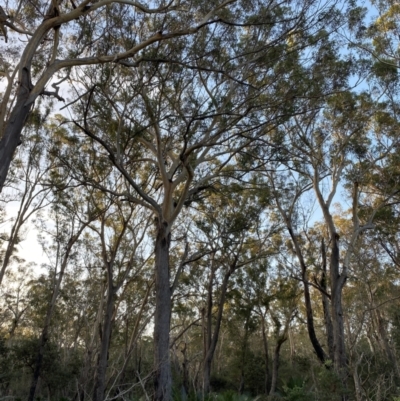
top-left (375, 309), bottom-right (400, 379)
top-left (181, 342), bottom-right (189, 401)
top-left (239, 316), bottom-right (251, 395)
top-left (117, 283), bottom-right (153, 391)
top-left (93, 278), bottom-right (116, 401)
top-left (203, 268), bottom-right (231, 395)
top-left (0, 73), bottom-right (32, 193)
top-left (321, 239), bottom-right (334, 361)
top-left (154, 221), bottom-right (172, 401)
top-left (203, 255), bottom-right (216, 395)
top-left (28, 264), bottom-right (66, 401)
top-left (288, 227), bottom-right (327, 363)
top-left (352, 355), bottom-right (364, 401)
top-left (329, 235), bottom-right (348, 401)
top-left (330, 236), bottom-right (347, 372)
top-left (260, 313), bottom-right (270, 394)
top-left (27, 225), bottom-right (86, 401)
top-left (269, 338), bottom-right (286, 395)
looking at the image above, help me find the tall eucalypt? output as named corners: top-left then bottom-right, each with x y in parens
top-left (0, 0), bottom-right (236, 192)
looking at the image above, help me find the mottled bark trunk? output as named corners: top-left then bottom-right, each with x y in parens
top-left (154, 222), bottom-right (172, 401)
top-left (239, 317), bottom-right (250, 395)
top-left (0, 72), bottom-right (32, 192)
top-left (93, 280), bottom-right (116, 401)
top-left (312, 171), bottom-right (348, 386)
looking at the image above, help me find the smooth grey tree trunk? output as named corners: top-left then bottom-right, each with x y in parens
top-left (154, 221), bottom-right (172, 401)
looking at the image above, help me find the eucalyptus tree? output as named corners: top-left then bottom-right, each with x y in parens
top-left (88, 195), bottom-right (151, 401)
top-left (27, 184), bottom-right (100, 401)
top-left (345, 224), bottom-right (400, 389)
top-left (0, 262), bottom-right (34, 345)
top-left (261, 88), bottom-right (400, 401)
top-left (38, 116), bottom-right (156, 401)
top-left (58, 1), bottom-right (347, 398)
top-left (0, 112), bottom-right (55, 287)
top-left (227, 262), bottom-right (274, 394)
top-left (192, 184), bottom-right (268, 394)
top-left (0, 0), bottom-right (246, 192)
top-left (350, 0), bottom-right (400, 81)
top-left (268, 279), bottom-right (298, 395)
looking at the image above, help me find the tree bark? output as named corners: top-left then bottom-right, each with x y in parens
top-left (260, 313), bottom-right (270, 394)
top-left (93, 277), bottom-right (116, 401)
top-left (288, 227), bottom-right (327, 363)
top-left (203, 267), bottom-right (231, 395)
top-left (0, 71), bottom-right (32, 192)
top-left (203, 254), bottom-right (216, 395)
top-left (153, 221), bottom-right (172, 401)
top-left (269, 338), bottom-right (286, 395)
top-left (352, 355), bottom-right (364, 401)
top-left (321, 239), bottom-right (334, 361)
top-left (375, 309), bottom-right (400, 379)
top-left (181, 342), bottom-right (190, 401)
top-left (330, 235), bottom-right (347, 373)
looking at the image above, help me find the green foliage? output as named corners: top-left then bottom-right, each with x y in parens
top-left (281, 377), bottom-right (310, 401)
top-left (372, 59), bottom-right (398, 82)
top-left (212, 390), bottom-right (253, 401)
top-left (12, 338), bottom-right (82, 393)
top-left (312, 365), bottom-right (346, 401)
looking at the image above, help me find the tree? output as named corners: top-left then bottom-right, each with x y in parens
top-left (58, 2), bottom-right (347, 397)
top-left (0, 114), bottom-right (54, 287)
top-left (27, 185), bottom-right (99, 401)
top-left (89, 195), bottom-right (150, 401)
top-left (0, 0), bottom-right (243, 192)
top-left (193, 185), bottom-right (267, 394)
